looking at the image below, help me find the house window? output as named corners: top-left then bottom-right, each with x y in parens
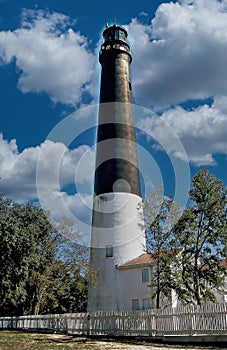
top-left (106, 245), bottom-right (113, 258)
top-left (143, 298), bottom-right (150, 310)
top-left (142, 268), bottom-right (149, 283)
top-left (132, 298), bottom-right (140, 311)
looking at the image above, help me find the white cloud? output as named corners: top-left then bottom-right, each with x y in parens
top-left (0, 134), bottom-right (94, 201)
top-left (1, 1), bottom-right (227, 202)
top-left (39, 191), bottom-right (93, 244)
top-left (2, 1), bottom-right (227, 109)
top-left (0, 134), bottom-right (94, 241)
top-left (127, 0), bottom-right (227, 167)
top-left (128, 0), bottom-right (227, 107)
top-left (138, 96), bottom-right (227, 166)
top-left (0, 9), bottom-right (96, 106)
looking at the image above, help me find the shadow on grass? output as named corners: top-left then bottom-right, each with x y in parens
top-left (42, 334), bottom-right (225, 349)
top-left (1, 331), bottom-right (226, 349)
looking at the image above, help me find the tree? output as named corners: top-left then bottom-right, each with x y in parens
top-left (141, 187), bottom-right (181, 308)
top-left (28, 253), bottom-right (88, 315)
top-left (0, 196), bottom-right (57, 316)
top-left (174, 169), bottom-right (227, 305)
top-left (43, 234), bottom-right (89, 314)
top-left (0, 195), bottom-right (89, 316)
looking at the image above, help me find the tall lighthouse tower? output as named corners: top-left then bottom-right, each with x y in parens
top-left (88, 24), bottom-right (146, 312)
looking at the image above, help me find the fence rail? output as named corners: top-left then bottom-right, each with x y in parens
top-left (0, 303), bottom-right (226, 337)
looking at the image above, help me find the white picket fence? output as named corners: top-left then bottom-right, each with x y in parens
top-left (0, 303), bottom-right (226, 337)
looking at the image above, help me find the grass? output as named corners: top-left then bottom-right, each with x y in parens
top-left (0, 330), bottom-right (226, 350)
top-left (0, 331), bottom-right (97, 350)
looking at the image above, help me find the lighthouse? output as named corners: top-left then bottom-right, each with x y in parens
top-left (87, 24), bottom-right (146, 312)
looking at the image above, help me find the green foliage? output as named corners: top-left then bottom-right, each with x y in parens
top-left (141, 187), bottom-right (181, 308)
top-left (174, 169), bottom-right (227, 305)
top-left (0, 195), bottom-right (88, 316)
top-left (142, 170), bottom-right (227, 308)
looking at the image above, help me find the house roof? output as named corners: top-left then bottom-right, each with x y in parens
top-left (117, 254), bottom-right (227, 270)
top-left (117, 253), bottom-right (156, 269)
top-left (117, 249), bottom-right (182, 269)
top-left (221, 259), bottom-right (227, 268)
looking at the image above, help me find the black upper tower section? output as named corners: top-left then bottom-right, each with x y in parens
top-left (94, 24), bottom-right (141, 197)
top-left (99, 24), bottom-right (132, 104)
top-left (99, 25), bottom-right (132, 62)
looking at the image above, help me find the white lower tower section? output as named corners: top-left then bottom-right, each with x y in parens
top-left (87, 192), bottom-right (146, 312)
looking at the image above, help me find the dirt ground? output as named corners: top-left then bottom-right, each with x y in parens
top-left (48, 334), bottom-right (227, 350)
top-left (0, 331), bottom-right (226, 350)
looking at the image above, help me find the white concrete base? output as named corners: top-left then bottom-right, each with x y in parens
top-left (88, 192), bottom-right (146, 312)
top-left (159, 335), bottom-right (227, 344)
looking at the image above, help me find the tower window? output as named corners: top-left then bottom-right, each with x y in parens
top-left (106, 245), bottom-right (113, 257)
top-left (142, 268), bottom-right (149, 283)
top-left (128, 81), bottom-right (132, 91)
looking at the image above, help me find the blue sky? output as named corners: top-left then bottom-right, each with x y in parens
top-left (0, 0), bottom-right (227, 241)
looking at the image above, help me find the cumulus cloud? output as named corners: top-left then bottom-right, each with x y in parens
top-left (127, 0), bottom-right (227, 167)
top-left (1, 0), bottom-right (227, 205)
top-left (0, 134), bottom-right (94, 201)
top-left (0, 134), bottom-right (94, 241)
top-left (2, 1), bottom-right (227, 109)
top-left (128, 0), bottom-right (227, 107)
top-left (0, 9), bottom-right (96, 105)
top-left (39, 191), bottom-right (93, 244)
top-left (138, 96), bottom-right (227, 166)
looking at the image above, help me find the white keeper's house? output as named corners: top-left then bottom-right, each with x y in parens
top-left (116, 254), bottom-right (227, 311)
top-left (116, 253), bottom-right (177, 311)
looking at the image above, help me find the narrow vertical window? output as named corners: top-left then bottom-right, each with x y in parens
top-left (106, 245), bottom-right (113, 257)
top-left (143, 298), bottom-right (150, 310)
top-left (142, 268), bottom-right (149, 283)
top-left (132, 298), bottom-right (139, 311)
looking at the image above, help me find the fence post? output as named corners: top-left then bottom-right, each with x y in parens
top-left (87, 314), bottom-right (90, 336)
